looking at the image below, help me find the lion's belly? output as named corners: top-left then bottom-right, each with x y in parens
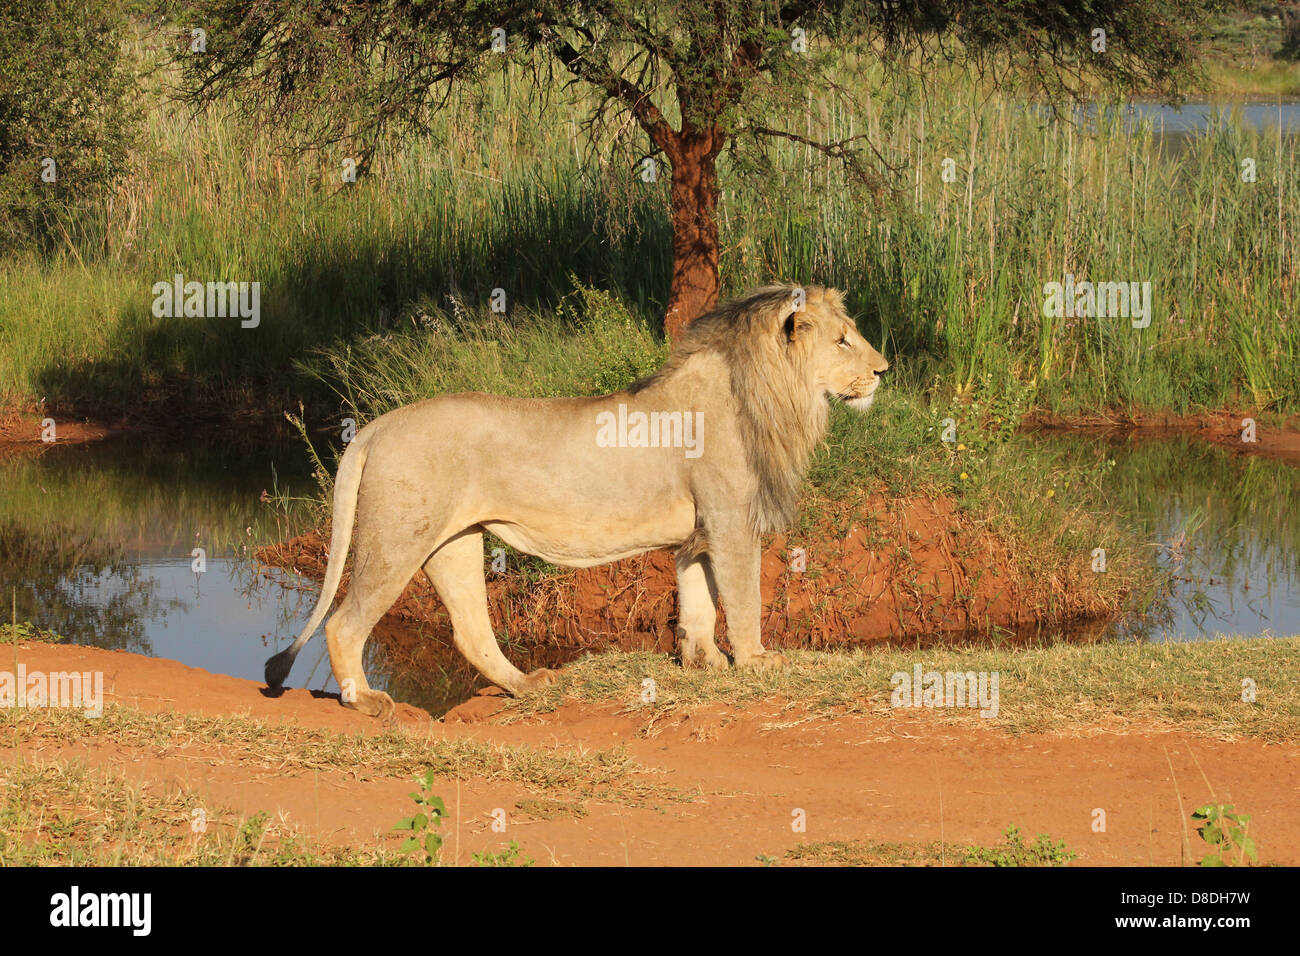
top-left (482, 497), bottom-right (697, 568)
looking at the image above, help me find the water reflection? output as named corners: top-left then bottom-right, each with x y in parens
top-left (0, 437), bottom-right (316, 677)
top-left (1129, 101), bottom-right (1300, 135)
top-left (1031, 430), bottom-right (1300, 641)
top-left (2, 428), bottom-right (1296, 717)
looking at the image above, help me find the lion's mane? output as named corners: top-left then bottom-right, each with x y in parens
top-left (630, 285), bottom-right (837, 534)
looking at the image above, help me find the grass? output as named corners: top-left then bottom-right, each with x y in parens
top-left (0, 754), bottom-right (539, 866)
top-left (1204, 59), bottom-right (1300, 98)
top-left (499, 638), bottom-right (1300, 742)
top-left (0, 757), bottom-right (411, 865)
top-left (7, 703), bottom-right (688, 808)
top-left (802, 383), bottom-right (1150, 610)
top-left (1199, 7), bottom-right (1300, 97)
top-left (1, 689), bottom-right (690, 864)
top-left (784, 826), bottom-right (1076, 867)
top-left (0, 31), bottom-right (1296, 425)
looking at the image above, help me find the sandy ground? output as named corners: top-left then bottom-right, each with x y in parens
top-left (7, 641), bottom-right (1297, 866)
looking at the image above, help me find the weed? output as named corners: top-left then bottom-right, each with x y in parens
top-left (1192, 804), bottom-right (1258, 866)
top-left (473, 841), bottom-right (535, 867)
top-left (392, 769), bottom-right (447, 865)
top-left (964, 825), bottom-right (1077, 867)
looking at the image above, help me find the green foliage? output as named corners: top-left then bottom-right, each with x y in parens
top-left (964, 825), bottom-right (1077, 867)
top-left (473, 841), bottom-right (535, 867)
top-left (1283, 9), bottom-right (1300, 61)
top-left (307, 281), bottom-right (668, 426)
top-left (1192, 803), bottom-right (1258, 866)
top-left (1, 621), bottom-right (66, 644)
top-left (392, 769), bottom-right (447, 865)
top-left (0, 0), bottom-right (139, 246)
top-left (558, 283), bottom-right (671, 396)
top-left (176, 0), bottom-right (1208, 169)
top-left (930, 371), bottom-right (1037, 454)
top-left (0, 10), bottom-right (1294, 427)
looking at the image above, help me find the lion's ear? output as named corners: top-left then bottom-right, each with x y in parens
top-left (782, 312), bottom-right (813, 344)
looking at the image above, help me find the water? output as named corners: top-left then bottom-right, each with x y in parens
top-left (1030, 430), bottom-right (1300, 641)
top-left (1064, 99), bottom-right (1300, 137)
top-left (0, 438), bottom-right (320, 681)
top-left (1130, 100), bottom-right (1300, 135)
top-left (2, 429), bottom-right (1297, 716)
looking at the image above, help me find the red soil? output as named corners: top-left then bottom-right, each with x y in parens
top-left (8, 640), bottom-right (1298, 866)
top-left (260, 490), bottom-right (1105, 677)
top-left (1027, 409), bottom-right (1300, 465)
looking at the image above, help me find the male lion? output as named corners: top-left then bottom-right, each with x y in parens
top-left (265, 285), bottom-right (889, 718)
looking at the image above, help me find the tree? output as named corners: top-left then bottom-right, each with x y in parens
top-left (178, 1), bottom-right (1209, 337)
top-left (0, 0), bottom-right (138, 246)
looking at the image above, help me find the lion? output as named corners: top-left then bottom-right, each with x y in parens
top-left (264, 284), bottom-right (889, 718)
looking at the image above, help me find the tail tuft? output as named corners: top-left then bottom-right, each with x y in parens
top-left (265, 649), bottom-right (295, 690)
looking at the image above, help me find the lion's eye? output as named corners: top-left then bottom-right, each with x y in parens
top-left (837, 335), bottom-right (851, 349)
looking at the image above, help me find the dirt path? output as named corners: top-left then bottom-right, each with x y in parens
top-left (7, 642), bottom-right (1296, 866)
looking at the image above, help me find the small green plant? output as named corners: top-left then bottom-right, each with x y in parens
top-left (473, 841), bottom-right (535, 867)
top-left (1192, 804), bottom-right (1257, 867)
top-left (756, 853), bottom-right (779, 866)
top-left (393, 770), bottom-right (446, 865)
top-left (964, 825), bottom-right (1076, 867)
top-left (933, 371), bottom-right (1037, 454)
top-left (2, 622), bottom-right (66, 643)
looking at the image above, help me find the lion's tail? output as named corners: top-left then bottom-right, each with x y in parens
top-left (264, 426), bottom-right (372, 690)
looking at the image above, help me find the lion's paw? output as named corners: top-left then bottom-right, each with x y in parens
top-left (345, 689), bottom-right (395, 721)
top-left (736, 651), bottom-right (787, 671)
top-left (517, 667), bottom-right (559, 693)
top-left (702, 646), bottom-right (731, 670)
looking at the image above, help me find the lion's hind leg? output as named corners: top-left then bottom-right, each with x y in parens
top-left (424, 529), bottom-right (556, 695)
top-left (325, 525), bottom-right (443, 720)
top-left (675, 555), bottom-right (728, 669)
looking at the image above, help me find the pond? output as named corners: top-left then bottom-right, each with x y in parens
top-left (1030, 430), bottom-right (1300, 642)
top-left (2, 429), bottom-right (1297, 716)
top-left (1132, 100), bottom-right (1300, 135)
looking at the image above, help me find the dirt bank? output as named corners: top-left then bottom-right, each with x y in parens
top-left (1026, 409), bottom-right (1300, 465)
top-left (6, 640), bottom-right (1297, 866)
top-left (259, 491), bottom-right (1121, 667)
top-left (0, 406), bottom-right (120, 450)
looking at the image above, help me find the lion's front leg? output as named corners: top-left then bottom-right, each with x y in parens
top-left (675, 555), bottom-right (728, 669)
top-left (706, 525), bottom-right (786, 670)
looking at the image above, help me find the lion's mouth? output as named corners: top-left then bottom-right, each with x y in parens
top-left (837, 384), bottom-right (879, 412)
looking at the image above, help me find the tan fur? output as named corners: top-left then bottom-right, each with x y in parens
top-left (264, 284), bottom-right (889, 718)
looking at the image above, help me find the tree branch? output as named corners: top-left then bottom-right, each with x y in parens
top-left (745, 124), bottom-right (895, 190)
top-left (542, 27), bottom-right (679, 161)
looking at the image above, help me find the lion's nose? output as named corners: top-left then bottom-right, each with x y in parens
top-left (874, 363), bottom-right (890, 377)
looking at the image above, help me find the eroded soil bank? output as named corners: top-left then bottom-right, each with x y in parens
top-left (1025, 410), bottom-right (1300, 466)
top-left (7, 402), bottom-right (1300, 460)
top-left (259, 490), bottom-right (1115, 667)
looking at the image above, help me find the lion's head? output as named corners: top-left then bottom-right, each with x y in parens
top-left (633, 284), bottom-right (889, 533)
top-left (781, 286), bottom-right (890, 412)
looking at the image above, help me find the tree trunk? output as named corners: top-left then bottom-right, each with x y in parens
top-left (664, 131), bottom-right (722, 341)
